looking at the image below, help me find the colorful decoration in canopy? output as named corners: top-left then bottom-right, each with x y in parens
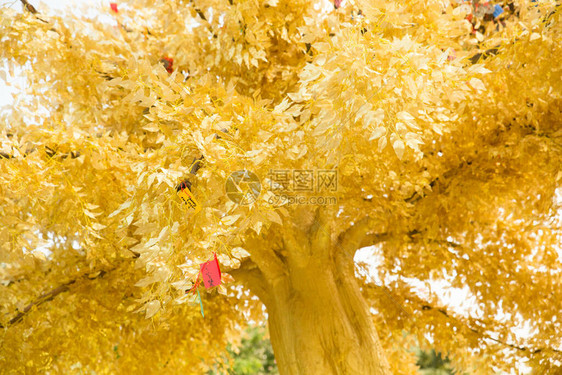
top-left (176, 179), bottom-right (201, 214)
top-left (449, 0), bottom-right (511, 36)
top-left (200, 253), bottom-right (222, 289)
top-left (186, 253), bottom-right (223, 317)
top-left (493, 4), bottom-right (504, 18)
top-left (160, 57), bottom-right (174, 74)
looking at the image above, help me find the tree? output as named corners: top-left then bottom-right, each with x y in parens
top-left (0, 0), bottom-right (561, 374)
top-left (209, 325), bottom-right (279, 375)
top-left (415, 349), bottom-right (456, 375)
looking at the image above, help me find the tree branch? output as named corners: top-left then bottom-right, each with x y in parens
top-left (19, 0), bottom-right (51, 24)
top-left (190, 0), bottom-right (217, 38)
top-left (226, 257), bottom-right (271, 305)
top-left (0, 146), bottom-right (81, 160)
top-left (336, 217), bottom-right (387, 258)
top-left (363, 282), bottom-right (562, 356)
top-left (244, 234), bottom-right (286, 281)
top-left (468, 47), bottom-right (499, 65)
top-left (418, 302), bottom-right (560, 355)
top-left (358, 232), bottom-right (390, 249)
top-left (404, 159), bottom-right (473, 204)
top-left (19, 0), bottom-right (37, 14)
top-left (0, 268), bottom-right (114, 328)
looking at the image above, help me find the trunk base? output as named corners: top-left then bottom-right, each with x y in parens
top-left (264, 255), bottom-right (391, 375)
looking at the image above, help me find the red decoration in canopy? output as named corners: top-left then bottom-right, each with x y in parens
top-left (110, 3), bottom-right (118, 13)
top-left (186, 253), bottom-right (222, 294)
top-left (161, 57), bottom-right (174, 74)
top-left (200, 253), bottom-right (222, 288)
top-left (334, 0), bottom-right (343, 9)
top-left (184, 253), bottom-right (221, 318)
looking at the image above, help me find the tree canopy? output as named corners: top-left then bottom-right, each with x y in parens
top-left (1, 0), bottom-right (561, 373)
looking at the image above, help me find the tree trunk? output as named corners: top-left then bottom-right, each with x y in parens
top-left (237, 244), bottom-right (392, 375)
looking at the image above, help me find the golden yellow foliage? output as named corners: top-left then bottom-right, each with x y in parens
top-left (0, 0), bottom-right (561, 373)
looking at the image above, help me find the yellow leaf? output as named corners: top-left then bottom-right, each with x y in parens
top-left (125, 213), bottom-right (134, 226)
top-left (142, 123), bottom-right (160, 132)
top-left (221, 214), bottom-right (241, 226)
top-left (145, 300), bottom-right (160, 319)
top-left (369, 127), bottom-right (386, 141)
top-left (469, 78), bottom-right (486, 92)
top-left (378, 136), bottom-right (388, 152)
top-left (84, 203), bottom-right (99, 210)
top-left (135, 276), bottom-right (156, 287)
top-left (91, 223), bottom-right (106, 231)
top-left (266, 210), bottom-right (283, 225)
top-left (108, 201), bottom-right (132, 218)
top-left (396, 111), bottom-right (415, 122)
top-left (145, 237), bottom-right (158, 248)
top-left (393, 139), bottom-right (405, 159)
top-left (84, 209), bottom-right (99, 219)
top-left (218, 285), bottom-right (227, 295)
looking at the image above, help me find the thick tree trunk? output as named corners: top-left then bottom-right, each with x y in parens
top-left (230, 211), bottom-right (392, 375)
top-left (234, 239), bottom-right (392, 375)
top-left (264, 251), bottom-right (391, 375)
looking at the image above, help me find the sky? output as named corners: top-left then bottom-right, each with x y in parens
top-left (0, 0), bottom-right (103, 110)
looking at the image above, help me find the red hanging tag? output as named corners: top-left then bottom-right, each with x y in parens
top-left (200, 253), bottom-right (221, 288)
top-left (110, 3), bottom-right (118, 13)
top-left (214, 252), bottom-right (222, 281)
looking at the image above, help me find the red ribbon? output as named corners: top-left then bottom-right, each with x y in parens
top-left (187, 270), bottom-right (202, 295)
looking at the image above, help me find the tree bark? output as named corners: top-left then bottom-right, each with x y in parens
top-left (236, 245), bottom-right (392, 375)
